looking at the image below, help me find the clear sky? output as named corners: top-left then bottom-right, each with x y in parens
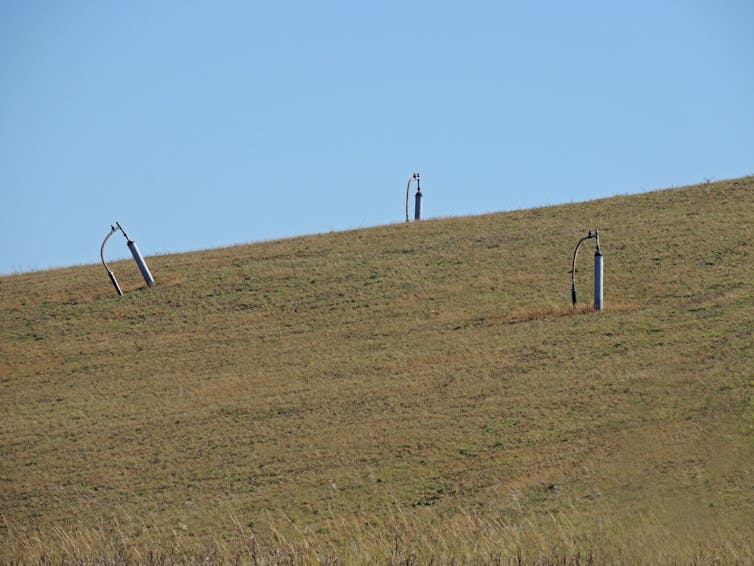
top-left (1, 1), bottom-right (752, 275)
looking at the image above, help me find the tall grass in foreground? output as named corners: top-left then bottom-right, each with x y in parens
top-left (3, 504), bottom-right (751, 564)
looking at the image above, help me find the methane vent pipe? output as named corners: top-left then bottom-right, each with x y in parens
top-left (571, 229), bottom-right (603, 311)
top-left (593, 233), bottom-right (603, 310)
top-left (405, 172), bottom-right (422, 222)
top-left (117, 222), bottom-right (155, 287)
top-left (414, 174), bottom-right (423, 220)
top-left (100, 222), bottom-right (155, 296)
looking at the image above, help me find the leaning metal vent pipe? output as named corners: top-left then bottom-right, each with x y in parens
top-left (100, 222), bottom-right (155, 296)
top-left (405, 172), bottom-right (422, 222)
top-left (116, 222), bottom-right (155, 287)
top-left (571, 229), bottom-right (603, 311)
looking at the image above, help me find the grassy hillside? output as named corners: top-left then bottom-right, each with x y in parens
top-left (1, 177), bottom-right (752, 564)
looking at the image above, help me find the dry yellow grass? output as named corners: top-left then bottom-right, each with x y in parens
top-left (1, 176), bottom-right (753, 563)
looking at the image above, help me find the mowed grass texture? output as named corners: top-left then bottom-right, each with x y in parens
top-left (1, 178), bottom-right (752, 563)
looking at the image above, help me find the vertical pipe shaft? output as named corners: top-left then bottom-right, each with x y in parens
top-left (127, 240), bottom-right (155, 287)
top-left (594, 248), bottom-right (603, 311)
top-left (414, 190), bottom-right (422, 220)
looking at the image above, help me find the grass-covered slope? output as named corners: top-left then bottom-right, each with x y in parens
top-left (1, 177), bottom-right (752, 563)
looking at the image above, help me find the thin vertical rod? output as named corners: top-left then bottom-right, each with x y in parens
top-left (571, 235), bottom-right (590, 306)
top-left (405, 175), bottom-right (413, 222)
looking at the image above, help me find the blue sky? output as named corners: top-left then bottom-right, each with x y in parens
top-left (1, 1), bottom-right (752, 274)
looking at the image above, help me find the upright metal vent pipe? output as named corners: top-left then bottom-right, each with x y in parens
top-left (405, 172), bottom-right (421, 222)
top-left (414, 174), bottom-right (423, 220)
top-left (117, 222), bottom-right (155, 287)
top-left (571, 229), bottom-right (603, 311)
top-left (593, 233), bottom-right (603, 311)
top-left (100, 225), bottom-right (123, 296)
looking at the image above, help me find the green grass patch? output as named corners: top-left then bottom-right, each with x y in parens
top-left (1, 176), bottom-right (753, 563)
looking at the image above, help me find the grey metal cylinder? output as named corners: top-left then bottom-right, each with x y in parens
top-left (127, 240), bottom-right (155, 287)
top-left (594, 249), bottom-right (603, 311)
top-left (414, 190), bottom-right (422, 220)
